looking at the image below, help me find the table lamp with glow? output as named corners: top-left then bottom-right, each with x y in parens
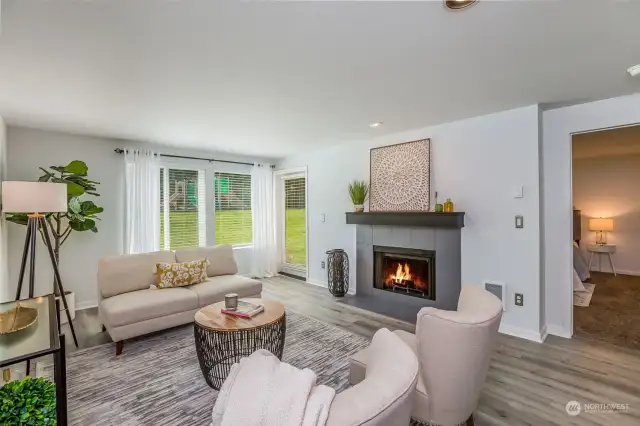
top-left (1, 181), bottom-right (78, 346)
top-left (589, 217), bottom-right (614, 245)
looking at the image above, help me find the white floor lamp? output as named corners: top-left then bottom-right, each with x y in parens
top-left (1, 181), bottom-right (79, 347)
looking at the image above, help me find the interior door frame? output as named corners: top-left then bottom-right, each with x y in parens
top-left (569, 122), bottom-right (640, 336)
top-left (274, 166), bottom-right (308, 278)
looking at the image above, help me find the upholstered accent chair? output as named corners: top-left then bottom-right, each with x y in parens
top-left (327, 327), bottom-right (419, 425)
top-left (349, 286), bottom-right (503, 426)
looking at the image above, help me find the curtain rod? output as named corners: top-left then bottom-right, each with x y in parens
top-left (114, 148), bottom-right (274, 168)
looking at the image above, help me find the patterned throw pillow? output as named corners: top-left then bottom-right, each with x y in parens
top-left (156, 259), bottom-right (209, 288)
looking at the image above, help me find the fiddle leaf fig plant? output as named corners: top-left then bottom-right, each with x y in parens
top-left (5, 160), bottom-right (104, 293)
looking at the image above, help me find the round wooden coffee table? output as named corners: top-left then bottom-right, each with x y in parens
top-left (193, 298), bottom-right (286, 389)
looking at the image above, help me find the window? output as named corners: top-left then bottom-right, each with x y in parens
top-left (160, 168), bottom-right (206, 250)
top-left (214, 172), bottom-right (252, 245)
top-left (284, 177), bottom-right (306, 267)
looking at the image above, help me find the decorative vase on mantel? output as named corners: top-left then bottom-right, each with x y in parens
top-left (434, 191), bottom-right (444, 212)
top-left (353, 204), bottom-right (364, 213)
top-left (444, 198), bottom-right (454, 213)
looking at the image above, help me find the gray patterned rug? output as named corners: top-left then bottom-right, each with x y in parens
top-left (65, 311), bottom-right (370, 426)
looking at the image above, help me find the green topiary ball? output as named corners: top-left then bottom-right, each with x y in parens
top-left (0, 376), bottom-right (56, 425)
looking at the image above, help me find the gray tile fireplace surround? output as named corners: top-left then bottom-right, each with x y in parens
top-left (339, 225), bottom-right (462, 323)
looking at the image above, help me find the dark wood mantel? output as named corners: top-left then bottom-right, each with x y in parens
top-left (345, 211), bottom-right (465, 228)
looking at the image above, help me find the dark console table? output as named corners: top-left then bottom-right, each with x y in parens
top-left (0, 294), bottom-right (67, 425)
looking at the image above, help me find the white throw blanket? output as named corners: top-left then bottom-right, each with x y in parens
top-left (211, 350), bottom-right (335, 426)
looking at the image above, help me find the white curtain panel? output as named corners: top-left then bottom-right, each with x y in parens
top-left (124, 149), bottom-right (160, 254)
top-left (251, 164), bottom-right (278, 278)
top-left (0, 117), bottom-right (8, 302)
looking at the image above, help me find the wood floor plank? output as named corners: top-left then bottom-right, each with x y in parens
top-left (62, 276), bottom-right (640, 426)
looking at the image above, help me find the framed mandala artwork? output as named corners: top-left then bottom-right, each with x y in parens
top-left (369, 139), bottom-right (431, 212)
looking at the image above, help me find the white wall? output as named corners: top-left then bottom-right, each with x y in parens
top-left (279, 105), bottom-right (543, 339)
top-left (5, 126), bottom-right (267, 307)
top-left (542, 93), bottom-right (640, 338)
top-left (0, 116), bottom-right (8, 302)
top-left (573, 154), bottom-right (640, 275)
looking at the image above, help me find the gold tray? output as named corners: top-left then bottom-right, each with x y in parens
top-left (0, 304), bottom-right (38, 335)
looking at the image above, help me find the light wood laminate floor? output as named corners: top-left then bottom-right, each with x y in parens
top-left (63, 276), bottom-right (640, 426)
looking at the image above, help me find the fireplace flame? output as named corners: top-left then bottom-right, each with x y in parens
top-left (391, 262), bottom-right (412, 284)
top-left (384, 261), bottom-right (426, 290)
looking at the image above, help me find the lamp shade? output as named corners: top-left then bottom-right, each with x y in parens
top-left (589, 217), bottom-right (614, 232)
top-left (1, 181), bottom-right (68, 213)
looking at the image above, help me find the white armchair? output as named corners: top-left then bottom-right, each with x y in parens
top-left (327, 328), bottom-right (419, 426)
top-left (349, 286), bottom-right (503, 426)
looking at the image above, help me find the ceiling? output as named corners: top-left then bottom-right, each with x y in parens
top-left (0, 0), bottom-right (639, 158)
top-left (573, 125), bottom-right (640, 159)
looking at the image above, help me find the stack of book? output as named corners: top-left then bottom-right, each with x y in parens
top-left (221, 300), bottom-right (264, 318)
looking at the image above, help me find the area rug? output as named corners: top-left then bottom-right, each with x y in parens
top-left (573, 283), bottom-right (596, 307)
top-left (65, 311), bottom-right (370, 426)
top-left (574, 272), bottom-right (640, 350)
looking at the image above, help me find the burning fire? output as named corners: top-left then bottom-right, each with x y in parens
top-left (391, 262), bottom-right (412, 284)
top-left (385, 261), bottom-right (425, 289)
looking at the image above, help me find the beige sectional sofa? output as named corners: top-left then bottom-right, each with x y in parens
top-left (98, 245), bottom-right (262, 355)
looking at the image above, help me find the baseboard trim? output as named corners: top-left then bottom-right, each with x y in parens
top-left (306, 279), bottom-right (327, 288)
top-left (76, 301), bottom-right (98, 311)
top-left (546, 324), bottom-right (572, 339)
top-left (499, 323), bottom-right (546, 343)
top-left (305, 279), bottom-right (356, 295)
top-left (539, 325), bottom-right (548, 343)
top-left (589, 268), bottom-right (640, 276)
top-left (614, 269), bottom-right (640, 277)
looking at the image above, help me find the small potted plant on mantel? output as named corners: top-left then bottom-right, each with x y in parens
top-left (348, 180), bottom-right (369, 212)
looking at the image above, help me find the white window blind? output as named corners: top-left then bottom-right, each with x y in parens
top-left (284, 176), bottom-right (306, 267)
top-left (160, 167), bottom-right (206, 250)
top-left (214, 172), bottom-right (252, 245)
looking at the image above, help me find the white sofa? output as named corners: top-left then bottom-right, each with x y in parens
top-left (98, 244), bottom-right (262, 355)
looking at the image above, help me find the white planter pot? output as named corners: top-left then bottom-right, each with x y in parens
top-left (58, 291), bottom-right (76, 324)
top-left (353, 204), bottom-right (365, 213)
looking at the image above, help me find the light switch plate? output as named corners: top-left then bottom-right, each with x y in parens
top-left (515, 215), bottom-right (524, 229)
top-left (514, 185), bottom-right (524, 198)
top-left (320, 214), bottom-right (325, 223)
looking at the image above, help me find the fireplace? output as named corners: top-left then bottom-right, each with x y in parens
top-left (373, 245), bottom-right (435, 300)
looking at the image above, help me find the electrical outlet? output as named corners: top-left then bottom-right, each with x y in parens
top-left (515, 293), bottom-right (524, 306)
top-left (321, 261), bottom-right (326, 269)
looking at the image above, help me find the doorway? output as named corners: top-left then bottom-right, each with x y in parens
top-left (275, 168), bottom-right (308, 279)
top-left (571, 125), bottom-right (640, 349)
